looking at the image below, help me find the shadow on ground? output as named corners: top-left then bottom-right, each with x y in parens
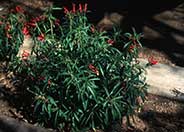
top-left (139, 94), bottom-right (184, 132)
top-left (51, 0), bottom-right (184, 66)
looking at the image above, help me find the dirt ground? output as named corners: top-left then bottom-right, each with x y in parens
top-left (0, 0), bottom-right (184, 132)
top-left (139, 94), bottom-right (184, 132)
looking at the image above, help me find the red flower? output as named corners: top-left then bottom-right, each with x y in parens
top-left (27, 76), bottom-right (34, 81)
top-left (63, 7), bottom-right (69, 14)
top-left (5, 24), bottom-right (11, 31)
top-left (148, 56), bottom-right (158, 65)
top-left (22, 50), bottom-right (30, 60)
top-left (6, 33), bottom-right (12, 39)
top-left (90, 25), bottom-right (95, 33)
top-left (132, 39), bottom-right (141, 47)
top-left (30, 76), bottom-right (34, 81)
top-left (22, 26), bottom-right (30, 36)
top-left (79, 4), bottom-right (82, 13)
top-left (72, 3), bottom-right (76, 13)
top-left (30, 17), bottom-right (37, 23)
top-left (0, 21), bottom-right (3, 25)
top-left (15, 6), bottom-right (24, 13)
top-left (31, 16), bottom-right (41, 22)
top-left (84, 3), bottom-right (88, 12)
top-left (39, 15), bottom-right (46, 21)
top-left (37, 34), bottom-right (45, 41)
top-left (121, 82), bottom-right (126, 88)
top-left (27, 22), bottom-right (36, 27)
top-left (133, 39), bottom-right (137, 45)
top-left (129, 45), bottom-right (135, 52)
top-left (54, 19), bottom-right (60, 26)
top-left (88, 64), bottom-right (99, 76)
top-left (107, 39), bottom-right (114, 45)
top-left (48, 80), bottom-right (51, 85)
top-left (29, 16), bottom-right (45, 26)
top-left (38, 76), bottom-right (45, 81)
top-left (33, 17), bottom-right (40, 22)
top-left (5, 24), bottom-right (12, 38)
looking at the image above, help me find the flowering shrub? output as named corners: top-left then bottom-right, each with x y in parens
top-left (0, 6), bottom-right (25, 61)
top-left (10, 4), bottom-right (148, 131)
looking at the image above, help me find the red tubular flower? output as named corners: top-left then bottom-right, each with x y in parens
top-left (89, 64), bottom-right (95, 69)
top-left (30, 76), bottom-right (34, 81)
top-left (34, 17), bottom-right (41, 22)
top-left (84, 3), bottom-right (88, 12)
top-left (15, 6), bottom-right (24, 13)
top-left (31, 17), bottom-right (39, 23)
top-left (129, 45), bottom-right (135, 52)
top-left (148, 56), bottom-right (158, 65)
top-left (5, 24), bottom-right (11, 31)
top-left (38, 76), bottom-right (45, 81)
top-left (5, 24), bottom-right (12, 38)
top-left (107, 39), bottom-right (114, 45)
top-left (54, 19), bottom-right (60, 26)
top-left (79, 4), bottom-right (82, 13)
top-left (22, 50), bottom-right (30, 60)
top-left (6, 33), bottom-right (12, 39)
top-left (63, 7), bottom-right (69, 14)
top-left (30, 15), bottom-right (45, 24)
top-left (37, 34), bottom-right (45, 42)
top-left (48, 80), bottom-right (51, 85)
top-left (88, 64), bottom-right (99, 76)
top-left (121, 82), bottom-right (126, 88)
top-left (90, 25), bottom-right (95, 33)
top-left (133, 39), bottom-right (137, 45)
top-left (27, 76), bottom-right (34, 81)
top-left (22, 26), bottom-right (30, 36)
top-left (72, 3), bottom-right (76, 13)
top-left (39, 15), bottom-right (46, 21)
top-left (133, 39), bottom-right (141, 47)
top-left (27, 22), bottom-right (36, 27)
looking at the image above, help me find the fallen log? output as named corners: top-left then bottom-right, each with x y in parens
top-left (0, 115), bottom-right (55, 132)
top-left (140, 59), bottom-right (184, 101)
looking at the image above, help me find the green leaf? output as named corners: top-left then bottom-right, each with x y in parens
top-left (124, 33), bottom-right (132, 38)
top-left (48, 96), bottom-right (57, 106)
top-left (47, 104), bottom-right (52, 118)
top-left (82, 100), bottom-right (88, 111)
top-left (34, 100), bottom-right (41, 113)
top-left (113, 102), bottom-right (122, 118)
top-left (54, 111), bottom-right (59, 127)
top-left (73, 113), bottom-right (79, 122)
top-left (109, 81), bottom-right (121, 96)
top-left (87, 85), bottom-right (96, 101)
top-left (123, 41), bottom-right (132, 49)
top-left (98, 64), bottom-right (104, 77)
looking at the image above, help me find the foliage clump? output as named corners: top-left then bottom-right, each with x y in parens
top-left (1, 4), bottom-right (148, 131)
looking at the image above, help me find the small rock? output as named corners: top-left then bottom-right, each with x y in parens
top-left (0, 7), bottom-right (4, 11)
